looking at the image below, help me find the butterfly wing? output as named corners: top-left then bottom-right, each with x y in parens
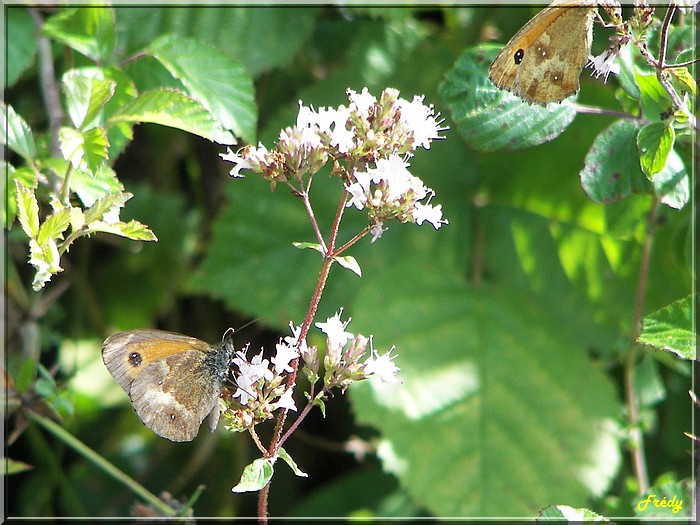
top-left (128, 351), bottom-right (222, 442)
top-left (102, 329), bottom-right (212, 393)
top-left (489, 3), bottom-right (597, 105)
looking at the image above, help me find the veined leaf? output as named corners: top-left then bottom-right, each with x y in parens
top-left (638, 295), bottom-right (695, 360)
top-left (231, 457), bottom-right (274, 493)
top-left (149, 34), bottom-right (256, 143)
top-left (62, 69), bottom-right (116, 129)
top-left (637, 122), bottom-right (674, 179)
top-left (580, 119), bottom-right (649, 204)
top-left (89, 219), bottom-right (157, 241)
top-left (15, 180), bottom-right (40, 239)
top-left (439, 45), bottom-right (577, 153)
top-left (37, 207), bottom-right (71, 245)
top-left (42, 7), bottom-right (116, 62)
top-left (110, 88), bottom-right (236, 144)
top-left (1, 103), bottom-right (36, 161)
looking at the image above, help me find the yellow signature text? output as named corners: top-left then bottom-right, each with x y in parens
top-left (637, 494), bottom-right (683, 514)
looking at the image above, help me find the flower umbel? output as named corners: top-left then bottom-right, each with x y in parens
top-left (219, 86), bottom-right (448, 240)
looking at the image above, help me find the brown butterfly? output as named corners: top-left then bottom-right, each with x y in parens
top-left (102, 329), bottom-right (234, 442)
top-left (488, 0), bottom-right (598, 105)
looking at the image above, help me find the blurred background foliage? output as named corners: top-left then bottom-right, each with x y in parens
top-left (4, 5), bottom-right (695, 519)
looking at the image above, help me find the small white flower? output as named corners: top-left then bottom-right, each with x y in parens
top-left (232, 371), bottom-right (257, 406)
top-left (272, 341), bottom-right (299, 374)
top-left (220, 147), bottom-right (253, 178)
top-left (397, 95), bottom-right (445, 150)
top-left (329, 106), bottom-right (354, 153)
top-left (413, 202), bottom-right (448, 229)
top-left (364, 347), bottom-right (400, 383)
top-left (370, 222), bottom-right (385, 242)
top-left (347, 87), bottom-right (377, 116)
top-left (587, 51), bottom-right (621, 82)
top-left (272, 387), bottom-right (297, 412)
top-left (316, 310), bottom-right (354, 351)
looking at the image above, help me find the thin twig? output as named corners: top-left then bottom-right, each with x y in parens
top-left (624, 197), bottom-right (659, 495)
top-left (28, 8), bottom-right (64, 159)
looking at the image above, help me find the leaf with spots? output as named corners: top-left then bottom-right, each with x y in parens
top-left (579, 119), bottom-right (650, 204)
top-left (439, 45), bottom-right (577, 153)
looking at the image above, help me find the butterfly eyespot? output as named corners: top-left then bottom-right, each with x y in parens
top-left (128, 352), bottom-right (142, 367)
top-left (514, 49), bottom-right (525, 64)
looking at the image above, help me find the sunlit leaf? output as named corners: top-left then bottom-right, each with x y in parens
top-left (88, 219), bottom-right (158, 241)
top-left (1, 103), bottom-right (36, 161)
top-left (637, 121), bottom-right (674, 179)
top-left (231, 457), bottom-right (274, 493)
top-left (149, 35), bottom-right (256, 143)
top-left (110, 88), bottom-right (236, 144)
top-left (638, 295), bottom-right (695, 360)
top-left (15, 180), bottom-right (40, 238)
top-left (62, 69), bottom-right (116, 129)
top-left (42, 7), bottom-right (116, 62)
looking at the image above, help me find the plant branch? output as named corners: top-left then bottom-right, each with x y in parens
top-left (258, 190), bottom-right (348, 523)
top-left (27, 409), bottom-right (178, 517)
top-left (624, 197), bottom-right (659, 494)
top-left (28, 8), bottom-right (64, 159)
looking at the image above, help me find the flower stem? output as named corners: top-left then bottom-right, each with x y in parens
top-left (624, 197), bottom-right (658, 494)
top-left (27, 409), bottom-right (179, 517)
top-left (258, 189), bottom-right (349, 522)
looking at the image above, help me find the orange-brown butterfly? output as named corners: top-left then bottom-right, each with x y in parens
top-left (488, 0), bottom-right (598, 105)
top-left (102, 329), bottom-right (234, 442)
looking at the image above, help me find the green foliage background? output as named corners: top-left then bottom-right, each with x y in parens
top-left (4, 5), bottom-right (694, 519)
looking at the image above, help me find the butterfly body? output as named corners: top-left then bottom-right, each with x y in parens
top-left (488, 1), bottom-right (597, 105)
top-left (102, 329), bottom-right (233, 442)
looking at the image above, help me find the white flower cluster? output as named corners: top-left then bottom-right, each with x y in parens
top-left (220, 87), bottom-right (448, 239)
top-left (222, 310), bottom-right (399, 432)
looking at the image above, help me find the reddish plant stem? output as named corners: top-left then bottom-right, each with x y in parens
top-left (624, 197), bottom-right (658, 494)
top-left (257, 191), bottom-right (348, 523)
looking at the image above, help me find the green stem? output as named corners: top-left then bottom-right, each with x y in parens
top-left (27, 410), bottom-right (178, 517)
top-left (624, 198), bottom-right (658, 494)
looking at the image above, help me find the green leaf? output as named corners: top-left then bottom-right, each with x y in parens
top-left (634, 69), bottom-right (672, 121)
top-left (652, 148), bottom-right (688, 210)
top-left (350, 262), bottom-right (621, 516)
top-left (3, 164), bottom-right (37, 228)
top-left (110, 88), bottom-right (236, 145)
top-left (637, 122), bottom-right (674, 179)
top-left (7, 7), bottom-right (37, 88)
top-left (59, 126), bottom-right (109, 174)
top-left (580, 119), bottom-right (649, 204)
top-left (231, 457), bottom-right (274, 493)
top-left (149, 35), bottom-right (256, 144)
top-left (4, 458), bottom-right (33, 475)
top-left (334, 255), bottom-right (362, 277)
top-left (70, 164), bottom-right (124, 208)
top-left (88, 220), bottom-right (158, 242)
top-left (638, 295), bottom-right (695, 360)
top-left (42, 7), bottom-right (116, 62)
top-left (37, 207), bottom-right (71, 245)
top-left (293, 242), bottom-right (324, 254)
top-left (278, 448), bottom-right (308, 478)
top-left (439, 45), bottom-right (578, 153)
top-left (667, 66), bottom-right (696, 96)
top-left (114, 7), bottom-right (320, 78)
top-left (634, 354), bottom-right (666, 408)
top-left (84, 192), bottom-right (131, 224)
top-left (15, 180), bottom-right (40, 238)
top-left (1, 103), bottom-right (36, 161)
top-left (62, 68), bottom-right (117, 129)
top-left (537, 505), bottom-right (612, 522)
